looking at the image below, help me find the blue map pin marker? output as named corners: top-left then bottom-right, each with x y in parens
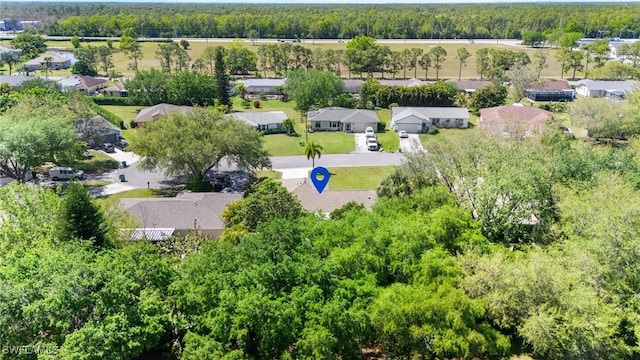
top-left (310, 166), bottom-right (330, 194)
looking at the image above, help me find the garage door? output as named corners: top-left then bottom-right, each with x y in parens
top-left (394, 123), bottom-right (422, 133)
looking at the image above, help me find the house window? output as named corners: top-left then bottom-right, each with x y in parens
top-left (315, 121), bottom-right (321, 128)
top-left (330, 121), bottom-right (339, 128)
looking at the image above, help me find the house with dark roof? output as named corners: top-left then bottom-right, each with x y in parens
top-left (228, 111), bottom-right (287, 131)
top-left (59, 75), bottom-right (109, 95)
top-left (0, 75), bottom-right (35, 87)
top-left (119, 192), bottom-right (242, 238)
top-left (307, 107), bottom-right (380, 133)
top-left (102, 83), bottom-right (128, 97)
top-left (526, 80), bottom-right (574, 102)
top-left (240, 78), bottom-right (286, 99)
top-left (77, 116), bottom-right (122, 148)
top-left (24, 54), bottom-right (71, 71)
top-left (133, 103), bottom-right (194, 126)
top-left (479, 104), bottom-right (555, 138)
top-left (391, 107), bottom-right (469, 133)
top-left (574, 80), bottom-right (639, 100)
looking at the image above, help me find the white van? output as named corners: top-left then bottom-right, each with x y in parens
top-left (48, 167), bottom-right (85, 181)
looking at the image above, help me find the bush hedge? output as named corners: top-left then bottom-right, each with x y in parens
top-left (92, 97), bottom-right (130, 106)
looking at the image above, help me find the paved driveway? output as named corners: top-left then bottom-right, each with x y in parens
top-left (399, 134), bottom-right (425, 153)
top-left (353, 133), bottom-right (370, 153)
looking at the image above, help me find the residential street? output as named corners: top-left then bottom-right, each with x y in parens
top-left (92, 150), bottom-right (406, 196)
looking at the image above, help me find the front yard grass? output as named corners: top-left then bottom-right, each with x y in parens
top-left (264, 131), bottom-right (355, 156)
top-left (101, 105), bottom-right (143, 124)
top-left (256, 170), bottom-right (283, 179)
top-left (76, 150), bottom-right (120, 175)
top-left (326, 166), bottom-right (397, 190)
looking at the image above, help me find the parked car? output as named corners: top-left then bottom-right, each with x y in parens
top-left (101, 142), bottom-right (115, 153)
top-left (398, 130), bottom-right (409, 138)
top-left (365, 127), bottom-right (376, 138)
top-left (114, 140), bottom-right (129, 150)
top-left (48, 167), bottom-right (85, 181)
top-left (367, 138), bottom-right (379, 151)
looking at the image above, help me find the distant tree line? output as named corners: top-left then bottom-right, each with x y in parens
top-left (6, 3), bottom-right (640, 40)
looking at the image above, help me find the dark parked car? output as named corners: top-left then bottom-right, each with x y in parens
top-left (101, 142), bottom-right (115, 153)
top-left (114, 140), bottom-right (129, 150)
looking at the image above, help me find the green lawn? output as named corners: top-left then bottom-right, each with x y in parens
top-left (96, 188), bottom-right (179, 208)
top-left (263, 131), bottom-right (355, 156)
top-left (76, 150), bottom-right (120, 175)
top-left (326, 166), bottom-right (397, 190)
top-left (102, 105), bottom-right (143, 124)
top-left (14, 39), bottom-right (574, 80)
top-left (256, 170), bottom-right (283, 179)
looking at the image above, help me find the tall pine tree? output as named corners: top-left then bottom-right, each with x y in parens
top-left (57, 181), bottom-right (110, 247)
top-left (214, 46), bottom-right (231, 107)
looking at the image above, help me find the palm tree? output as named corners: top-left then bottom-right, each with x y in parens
top-left (41, 56), bottom-right (53, 79)
top-left (304, 141), bottom-right (323, 168)
top-left (0, 52), bottom-right (19, 75)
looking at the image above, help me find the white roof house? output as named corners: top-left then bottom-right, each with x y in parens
top-left (228, 111), bottom-right (288, 131)
top-left (574, 80), bottom-right (639, 100)
top-left (391, 107), bottom-right (470, 133)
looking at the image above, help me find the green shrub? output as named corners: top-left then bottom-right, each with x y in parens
top-left (92, 97), bottom-right (130, 106)
top-left (186, 179), bottom-right (213, 192)
top-left (241, 99), bottom-right (251, 109)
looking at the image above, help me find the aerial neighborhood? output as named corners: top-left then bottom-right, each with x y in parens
top-left (2, 2), bottom-right (640, 359)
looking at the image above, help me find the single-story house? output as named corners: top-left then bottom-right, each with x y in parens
top-left (24, 54), bottom-right (71, 71)
top-left (0, 46), bottom-right (21, 57)
top-left (391, 107), bottom-right (470, 133)
top-left (59, 75), bottom-right (109, 95)
top-left (77, 116), bottom-right (122, 148)
top-left (288, 181), bottom-right (377, 214)
top-left (119, 192), bottom-right (242, 239)
top-left (343, 79), bottom-right (364, 94)
top-left (525, 80), bottom-right (574, 102)
top-left (102, 83), bottom-right (128, 97)
top-left (574, 80), bottom-right (639, 100)
top-left (133, 103), bottom-right (194, 126)
top-left (0, 75), bottom-right (35, 87)
top-left (307, 107), bottom-right (380, 133)
top-left (450, 80), bottom-right (491, 94)
top-left (378, 78), bottom-right (428, 87)
top-left (479, 104), bottom-right (555, 138)
top-left (228, 111), bottom-right (287, 131)
top-left (240, 78), bottom-right (286, 99)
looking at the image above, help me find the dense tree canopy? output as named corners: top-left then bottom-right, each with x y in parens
top-left (13, 3), bottom-right (639, 41)
top-left (130, 108), bottom-right (271, 189)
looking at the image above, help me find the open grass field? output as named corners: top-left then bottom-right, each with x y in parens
top-left (326, 166), bottom-right (396, 190)
top-left (1, 38), bottom-right (573, 80)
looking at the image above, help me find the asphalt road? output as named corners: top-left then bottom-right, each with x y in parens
top-left (92, 151), bottom-right (406, 195)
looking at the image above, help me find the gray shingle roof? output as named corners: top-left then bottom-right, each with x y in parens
top-left (576, 80), bottom-right (640, 92)
top-left (134, 103), bottom-right (194, 124)
top-left (308, 107), bottom-right (379, 124)
top-left (228, 111), bottom-right (288, 126)
top-left (0, 75), bottom-right (35, 87)
top-left (241, 78), bottom-right (286, 88)
top-left (392, 107), bottom-right (469, 121)
top-left (119, 192), bottom-right (241, 231)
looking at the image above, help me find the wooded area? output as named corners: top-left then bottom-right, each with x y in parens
top-left (4, 3), bottom-right (640, 40)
